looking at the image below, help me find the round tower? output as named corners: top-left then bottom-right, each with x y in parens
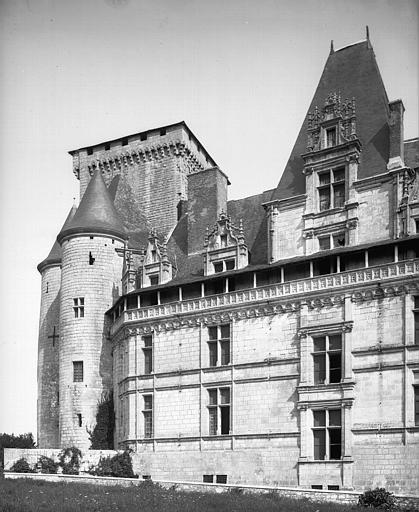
top-left (57, 170), bottom-right (126, 449)
top-left (37, 237), bottom-right (64, 448)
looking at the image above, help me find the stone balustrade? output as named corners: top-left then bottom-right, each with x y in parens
top-left (110, 259), bottom-right (419, 336)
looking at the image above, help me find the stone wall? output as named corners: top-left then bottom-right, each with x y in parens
top-left (37, 265), bottom-right (61, 448)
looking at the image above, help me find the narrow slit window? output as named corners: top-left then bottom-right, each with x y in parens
top-left (142, 335), bottom-right (153, 374)
top-left (413, 297), bottom-right (419, 345)
top-left (77, 414), bottom-right (82, 427)
top-left (89, 252), bottom-right (95, 265)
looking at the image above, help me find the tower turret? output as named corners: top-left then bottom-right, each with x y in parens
top-left (37, 206), bottom-right (76, 448)
top-left (57, 170), bottom-right (126, 448)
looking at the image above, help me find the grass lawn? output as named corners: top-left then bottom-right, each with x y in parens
top-left (0, 478), bottom-right (362, 512)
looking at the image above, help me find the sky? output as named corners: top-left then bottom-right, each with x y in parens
top-left (0, 0), bottom-right (417, 439)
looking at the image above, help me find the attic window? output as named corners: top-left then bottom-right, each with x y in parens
top-left (87, 147), bottom-right (93, 155)
top-left (105, 143), bottom-right (110, 151)
top-left (326, 127), bottom-right (337, 147)
top-left (140, 132), bottom-right (147, 141)
top-left (160, 128), bottom-right (166, 136)
top-left (225, 260), bottom-right (235, 271)
top-left (149, 275), bottom-right (159, 286)
top-left (121, 138), bottom-right (128, 146)
top-left (214, 262), bottom-right (223, 273)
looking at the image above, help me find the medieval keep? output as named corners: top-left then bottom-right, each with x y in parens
top-left (37, 34), bottom-right (419, 492)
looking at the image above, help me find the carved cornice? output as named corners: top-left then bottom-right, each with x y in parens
top-left (297, 320), bottom-right (352, 338)
top-left (350, 284), bottom-right (415, 303)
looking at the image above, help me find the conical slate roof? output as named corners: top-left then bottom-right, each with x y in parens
top-left (271, 40), bottom-right (390, 201)
top-left (37, 204), bottom-right (77, 273)
top-left (57, 170), bottom-right (126, 243)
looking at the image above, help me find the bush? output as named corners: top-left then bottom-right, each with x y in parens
top-left (0, 433), bottom-right (35, 470)
top-left (58, 447), bottom-right (82, 475)
top-left (38, 455), bottom-right (59, 474)
top-left (10, 457), bottom-right (34, 473)
top-left (89, 449), bottom-right (136, 478)
top-left (358, 488), bottom-right (396, 509)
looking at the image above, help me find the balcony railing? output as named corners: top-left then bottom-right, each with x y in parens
top-left (110, 259), bottom-right (419, 336)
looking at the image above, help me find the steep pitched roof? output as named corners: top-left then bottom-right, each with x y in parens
top-left (272, 40), bottom-right (390, 201)
top-left (37, 205), bottom-right (77, 273)
top-left (57, 170), bottom-right (126, 243)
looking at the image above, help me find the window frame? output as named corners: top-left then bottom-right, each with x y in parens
top-left (143, 394), bottom-right (153, 439)
top-left (213, 258), bottom-right (236, 274)
top-left (73, 297), bottom-right (85, 318)
top-left (207, 387), bottom-right (231, 436)
top-left (207, 325), bottom-right (231, 367)
top-left (142, 335), bottom-right (153, 375)
top-left (73, 361), bottom-right (84, 383)
top-left (312, 334), bottom-right (342, 385)
top-left (413, 297), bottom-right (419, 345)
top-left (317, 167), bottom-right (346, 212)
top-left (312, 408), bottom-right (342, 460)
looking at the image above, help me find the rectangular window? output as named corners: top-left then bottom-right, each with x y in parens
top-left (319, 236), bottom-right (331, 251)
top-left (87, 147), bottom-right (93, 155)
top-left (142, 335), bottom-right (153, 374)
top-left (160, 128), bottom-right (166, 136)
top-left (326, 127), bottom-right (336, 147)
top-left (140, 132), bottom-right (147, 141)
top-left (416, 219), bottom-right (419, 234)
top-left (415, 386), bottom-right (419, 426)
top-left (414, 297), bottom-right (419, 345)
top-left (216, 475), bottom-right (227, 484)
top-left (77, 413), bottom-right (82, 427)
top-left (208, 325), bottom-right (230, 367)
top-left (213, 262), bottom-right (223, 273)
top-left (225, 259), bottom-right (235, 271)
top-left (312, 334), bottom-right (342, 384)
top-left (143, 395), bottom-right (153, 438)
top-left (318, 168), bottom-right (345, 211)
top-left (121, 137), bottom-right (128, 146)
top-left (73, 297), bottom-right (85, 318)
top-left (105, 143), bottom-right (110, 151)
top-left (208, 387), bottom-right (230, 435)
top-left (73, 361), bottom-right (83, 382)
top-left (312, 409), bottom-right (342, 460)
top-left (203, 475), bottom-right (214, 483)
top-left (149, 275), bottom-right (159, 286)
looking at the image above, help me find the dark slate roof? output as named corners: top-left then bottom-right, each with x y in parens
top-left (405, 138), bottom-right (419, 169)
top-left (227, 189), bottom-right (274, 265)
top-left (37, 205), bottom-right (77, 273)
top-left (271, 40), bottom-right (390, 201)
top-left (57, 170), bottom-right (126, 243)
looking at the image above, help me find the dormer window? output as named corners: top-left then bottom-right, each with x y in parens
top-left (326, 127), bottom-right (337, 147)
top-left (149, 275), bottom-right (159, 286)
top-left (214, 262), bottom-right (223, 273)
top-left (318, 168), bottom-right (345, 211)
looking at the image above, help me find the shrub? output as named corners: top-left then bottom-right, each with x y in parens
top-left (89, 449), bottom-right (136, 478)
top-left (358, 488), bottom-right (396, 509)
top-left (38, 455), bottom-right (59, 474)
top-left (10, 457), bottom-right (34, 473)
top-left (58, 447), bottom-right (82, 475)
top-left (0, 432), bottom-right (35, 470)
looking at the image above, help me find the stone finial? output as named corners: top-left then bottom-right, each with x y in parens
top-left (330, 40), bottom-right (334, 55)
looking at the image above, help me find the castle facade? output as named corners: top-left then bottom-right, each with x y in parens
top-left (37, 35), bottom-right (419, 492)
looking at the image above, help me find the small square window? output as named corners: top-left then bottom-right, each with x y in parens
top-left (312, 484), bottom-right (323, 490)
top-left (225, 260), bottom-right (235, 271)
top-left (87, 147), bottom-right (93, 155)
top-left (328, 485), bottom-right (340, 491)
top-left (216, 475), bottom-right (227, 484)
top-left (203, 475), bottom-right (214, 483)
top-left (140, 132), bottom-right (147, 141)
top-left (105, 143), bottom-right (110, 151)
top-left (333, 233), bottom-right (345, 247)
top-left (319, 236), bottom-right (331, 251)
top-left (214, 262), bottom-right (223, 273)
top-left (160, 128), bottom-right (166, 136)
top-left (121, 138), bottom-right (128, 146)
top-left (149, 275), bottom-right (159, 286)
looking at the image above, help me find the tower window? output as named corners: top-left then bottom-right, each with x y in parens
top-left (46, 282), bottom-right (49, 294)
top-left (143, 395), bottom-right (153, 438)
top-left (140, 132), bottom-right (147, 141)
top-left (121, 138), bottom-right (128, 146)
top-left (89, 252), bottom-right (95, 265)
top-left (73, 297), bottom-right (85, 318)
top-left (87, 147), bottom-right (93, 155)
top-left (73, 361), bottom-right (83, 382)
top-left (142, 335), bottom-right (153, 374)
top-left (208, 387), bottom-right (230, 435)
top-left (312, 409), bottom-right (342, 460)
top-left (77, 414), bottom-right (82, 427)
top-left (105, 143), bottom-right (110, 151)
top-left (160, 128), bottom-right (166, 136)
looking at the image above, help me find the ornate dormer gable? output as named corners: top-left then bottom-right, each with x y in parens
top-left (203, 211), bottom-right (248, 276)
top-left (307, 92), bottom-right (357, 153)
top-left (398, 167), bottom-right (419, 237)
top-left (139, 229), bottom-right (173, 288)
